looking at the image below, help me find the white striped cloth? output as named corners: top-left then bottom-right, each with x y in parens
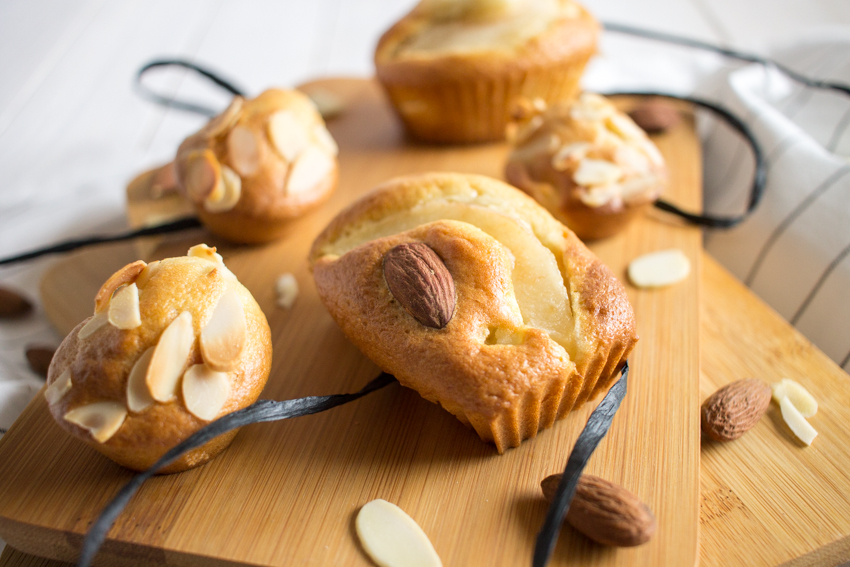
top-left (585, 29), bottom-right (850, 374)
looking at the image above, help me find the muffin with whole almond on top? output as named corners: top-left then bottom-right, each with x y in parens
top-left (44, 245), bottom-right (272, 473)
top-left (375, 0), bottom-right (599, 143)
top-left (505, 93), bottom-right (667, 240)
top-left (175, 89), bottom-right (339, 243)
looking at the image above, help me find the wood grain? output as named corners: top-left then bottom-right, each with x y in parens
top-left (0, 79), bottom-right (701, 567)
top-left (699, 254), bottom-right (850, 567)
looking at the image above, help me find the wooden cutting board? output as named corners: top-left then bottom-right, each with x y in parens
top-left (0, 79), bottom-right (701, 567)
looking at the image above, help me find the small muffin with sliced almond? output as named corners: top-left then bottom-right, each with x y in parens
top-left (175, 89), bottom-right (338, 243)
top-left (375, 0), bottom-right (599, 143)
top-left (44, 244), bottom-right (272, 473)
top-left (505, 93), bottom-right (667, 240)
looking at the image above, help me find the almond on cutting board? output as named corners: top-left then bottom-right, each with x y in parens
top-left (540, 473), bottom-right (656, 547)
top-left (701, 379), bottom-right (771, 441)
top-left (0, 286), bottom-right (33, 318)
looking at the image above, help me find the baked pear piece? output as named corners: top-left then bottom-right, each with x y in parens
top-left (309, 173), bottom-right (636, 451)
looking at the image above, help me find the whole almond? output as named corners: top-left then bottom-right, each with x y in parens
top-left (383, 242), bottom-right (455, 329)
top-left (701, 378), bottom-right (771, 441)
top-left (541, 474), bottom-right (656, 547)
top-left (628, 99), bottom-right (680, 133)
top-left (0, 286), bottom-right (32, 318)
top-left (26, 345), bottom-right (55, 378)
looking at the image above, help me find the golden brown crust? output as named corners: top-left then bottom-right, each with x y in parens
top-left (45, 251), bottom-right (272, 473)
top-left (374, 0), bottom-right (599, 143)
top-left (310, 173), bottom-right (636, 451)
top-left (175, 89), bottom-right (337, 243)
top-left (505, 93), bottom-right (667, 240)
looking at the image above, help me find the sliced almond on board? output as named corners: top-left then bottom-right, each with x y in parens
top-left (182, 363), bottom-right (231, 421)
top-left (628, 249), bottom-right (690, 289)
top-left (204, 165), bottom-right (241, 213)
top-left (183, 150), bottom-right (223, 202)
top-left (126, 347), bottom-right (156, 412)
top-left (78, 310), bottom-right (109, 340)
top-left (268, 110), bottom-right (309, 161)
top-left (201, 96), bottom-right (244, 139)
top-left (573, 159), bottom-right (623, 187)
top-left (286, 146), bottom-right (334, 195)
top-left (227, 125), bottom-right (260, 177)
top-left (44, 369), bottom-right (73, 405)
top-left (355, 499), bottom-right (442, 567)
top-left (275, 273), bottom-right (299, 309)
top-left (94, 261), bottom-right (146, 314)
top-left (64, 401), bottom-right (127, 443)
top-left (779, 396), bottom-right (818, 445)
top-left (147, 311), bottom-right (195, 402)
top-left (772, 378), bottom-right (818, 418)
top-left (200, 289), bottom-right (246, 372)
top-left (108, 283), bottom-right (142, 329)
top-left (312, 124), bottom-right (339, 156)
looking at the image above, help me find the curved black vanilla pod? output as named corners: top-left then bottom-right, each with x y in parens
top-left (0, 216), bottom-right (202, 266)
top-left (77, 372), bottom-right (396, 567)
top-left (135, 59), bottom-right (247, 117)
top-left (533, 362), bottom-right (629, 567)
top-left (603, 92), bottom-right (766, 229)
top-left (603, 22), bottom-right (850, 97)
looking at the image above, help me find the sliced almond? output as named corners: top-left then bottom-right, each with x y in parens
top-left (182, 363), bottom-right (231, 421)
top-left (355, 499), bottom-right (442, 567)
top-left (606, 113), bottom-right (646, 141)
top-left (64, 401), bottom-right (127, 443)
top-left (779, 396), bottom-right (818, 445)
top-left (268, 110), bottom-right (309, 161)
top-left (286, 146), bottom-right (334, 195)
top-left (201, 96), bottom-right (244, 139)
top-left (772, 379), bottom-right (818, 418)
top-left (94, 260), bottom-right (147, 313)
top-left (183, 150), bottom-right (223, 203)
top-left (628, 249), bottom-right (691, 289)
top-left (580, 184), bottom-right (620, 208)
top-left (512, 115), bottom-right (544, 145)
top-left (204, 164), bottom-right (241, 213)
top-left (615, 145), bottom-right (651, 175)
top-left (275, 273), bottom-right (299, 309)
top-left (573, 159), bottom-right (623, 187)
top-left (147, 311), bottom-right (195, 402)
top-left (552, 142), bottom-right (591, 170)
top-left (126, 347), bottom-right (156, 412)
top-left (78, 310), bottom-right (109, 340)
top-left (108, 283), bottom-right (141, 330)
top-left (45, 369), bottom-right (73, 405)
top-left (187, 244), bottom-right (238, 281)
top-left (227, 125), bottom-right (260, 177)
top-left (200, 289), bottom-right (246, 372)
top-left (134, 261), bottom-right (161, 289)
top-left (312, 124), bottom-right (338, 156)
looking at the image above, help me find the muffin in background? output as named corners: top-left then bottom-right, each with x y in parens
top-left (375, 0), bottom-right (599, 143)
top-left (175, 89), bottom-right (338, 243)
top-left (505, 93), bottom-right (668, 240)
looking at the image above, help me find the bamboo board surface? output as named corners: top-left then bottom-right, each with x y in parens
top-left (0, 79), bottom-right (701, 566)
top-left (4, 255), bottom-right (850, 567)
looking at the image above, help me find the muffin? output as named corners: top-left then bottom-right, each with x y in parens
top-left (309, 173), bottom-right (636, 452)
top-left (505, 93), bottom-right (667, 240)
top-left (374, 0), bottom-right (599, 143)
top-left (175, 89), bottom-right (338, 243)
top-left (44, 244), bottom-right (272, 473)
